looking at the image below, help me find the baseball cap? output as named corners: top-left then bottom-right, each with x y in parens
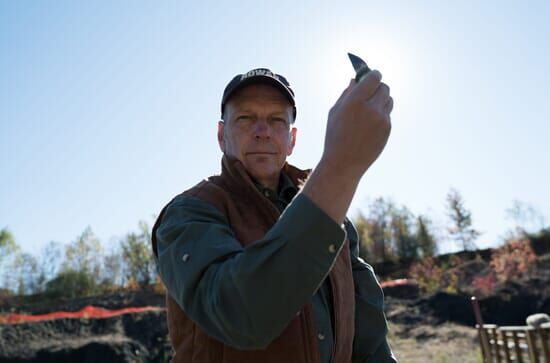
top-left (221, 68), bottom-right (296, 122)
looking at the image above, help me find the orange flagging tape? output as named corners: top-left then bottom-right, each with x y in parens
top-left (380, 278), bottom-right (414, 288)
top-left (0, 305), bottom-right (166, 325)
top-left (1, 280), bottom-right (413, 325)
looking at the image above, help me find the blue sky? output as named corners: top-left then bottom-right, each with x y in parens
top-left (1, 1), bottom-right (549, 255)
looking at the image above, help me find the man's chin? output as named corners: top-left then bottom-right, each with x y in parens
top-left (243, 165), bottom-right (281, 186)
top-left (245, 155), bottom-right (278, 168)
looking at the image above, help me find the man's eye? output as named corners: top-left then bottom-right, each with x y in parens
top-left (237, 115), bottom-right (252, 122)
top-left (272, 118), bottom-right (288, 126)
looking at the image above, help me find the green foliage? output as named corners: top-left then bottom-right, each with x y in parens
top-left (390, 206), bottom-right (418, 260)
top-left (353, 212), bottom-right (376, 262)
top-left (408, 257), bottom-right (443, 294)
top-left (416, 216), bottom-right (437, 258)
top-left (408, 256), bottom-right (463, 294)
top-left (13, 253), bottom-right (40, 295)
top-left (102, 247), bottom-right (124, 287)
top-left (354, 197), bottom-right (397, 262)
top-left (354, 198), bottom-right (439, 263)
top-left (527, 227), bottom-right (550, 255)
top-left (440, 255), bottom-right (464, 294)
top-left (3, 189), bottom-right (545, 301)
top-left (0, 228), bottom-right (22, 292)
top-left (120, 221), bottom-right (156, 287)
top-left (0, 227), bottom-right (19, 263)
top-left (45, 227), bottom-right (105, 295)
top-left (44, 269), bottom-right (101, 299)
top-left (1, 223), bottom-right (157, 296)
top-left (63, 227), bottom-right (102, 277)
top-left (446, 188), bottom-right (480, 251)
top-left (35, 241), bottom-right (63, 292)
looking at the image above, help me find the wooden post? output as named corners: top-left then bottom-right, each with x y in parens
top-left (511, 331), bottom-right (523, 363)
top-left (538, 326), bottom-right (549, 362)
top-left (500, 330), bottom-right (511, 363)
top-left (490, 326), bottom-right (501, 363)
top-left (472, 296), bottom-right (492, 362)
top-left (526, 329), bottom-right (539, 363)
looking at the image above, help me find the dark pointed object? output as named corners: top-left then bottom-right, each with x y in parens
top-left (348, 52), bottom-right (371, 82)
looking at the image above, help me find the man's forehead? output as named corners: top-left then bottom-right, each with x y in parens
top-left (229, 83), bottom-right (294, 105)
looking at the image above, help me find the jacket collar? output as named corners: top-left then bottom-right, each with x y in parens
top-left (220, 154), bottom-right (310, 198)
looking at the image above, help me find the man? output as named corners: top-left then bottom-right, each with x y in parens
top-left (152, 67), bottom-right (396, 362)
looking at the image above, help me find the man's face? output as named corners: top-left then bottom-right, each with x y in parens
top-left (218, 83), bottom-right (297, 189)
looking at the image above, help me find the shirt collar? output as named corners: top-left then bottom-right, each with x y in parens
top-left (253, 171), bottom-right (297, 204)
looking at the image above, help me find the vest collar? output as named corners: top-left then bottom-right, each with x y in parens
top-left (220, 155), bottom-right (311, 197)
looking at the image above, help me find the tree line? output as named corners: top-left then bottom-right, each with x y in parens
top-left (350, 189), bottom-right (544, 263)
top-left (0, 188), bottom-right (546, 298)
top-left (354, 188), bottom-right (479, 263)
top-left (0, 221), bottom-right (156, 298)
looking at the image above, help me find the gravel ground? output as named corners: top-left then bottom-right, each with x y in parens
top-left (387, 321), bottom-right (482, 363)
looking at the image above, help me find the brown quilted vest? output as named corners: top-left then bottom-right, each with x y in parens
top-left (152, 156), bottom-right (355, 363)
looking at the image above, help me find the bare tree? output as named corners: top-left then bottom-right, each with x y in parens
top-left (13, 253), bottom-right (39, 295)
top-left (62, 227), bottom-right (103, 282)
top-left (102, 246), bottom-right (124, 287)
top-left (35, 241), bottom-right (64, 292)
top-left (505, 199), bottom-right (546, 235)
top-left (446, 188), bottom-right (481, 251)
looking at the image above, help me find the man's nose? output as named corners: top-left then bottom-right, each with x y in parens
top-left (253, 119), bottom-right (271, 139)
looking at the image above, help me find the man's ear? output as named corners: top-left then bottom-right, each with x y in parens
top-left (217, 121), bottom-right (225, 153)
top-left (287, 127), bottom-right (297, 156)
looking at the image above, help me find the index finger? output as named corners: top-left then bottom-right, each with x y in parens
top-left (350, 69), bottom-right (382, 100)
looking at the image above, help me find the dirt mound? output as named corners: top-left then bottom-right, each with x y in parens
top-left (0, 309), bottom-right (172, 362)
top-left (381, 279), bottom-right (420, 299)
top-left (386, 276), bottom-right (550, 328)
top-left (476, 277), bottom-right (550, 325)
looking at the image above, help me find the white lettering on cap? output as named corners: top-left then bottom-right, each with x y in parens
top-left (240, 69), bottom-right (279, 81)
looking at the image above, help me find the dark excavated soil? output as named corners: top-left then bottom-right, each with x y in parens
top-left (0, 308), bottom-right (171, 362)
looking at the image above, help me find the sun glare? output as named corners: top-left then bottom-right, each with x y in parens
top-left (312, 34), bottom-right (418, 104)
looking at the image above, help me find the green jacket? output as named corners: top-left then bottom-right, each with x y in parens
top-left (154, 158), bottom-right (396, 363)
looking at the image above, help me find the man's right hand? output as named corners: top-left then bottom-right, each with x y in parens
top-left (321, 70), bottom-right (393, 180)
top-left (301, 70), bottom-right (393, 224)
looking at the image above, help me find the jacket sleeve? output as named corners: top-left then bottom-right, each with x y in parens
top-left (344, 219), bottom-right (398, 363)
top-left (155, 193), bottom-right (346, 350)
